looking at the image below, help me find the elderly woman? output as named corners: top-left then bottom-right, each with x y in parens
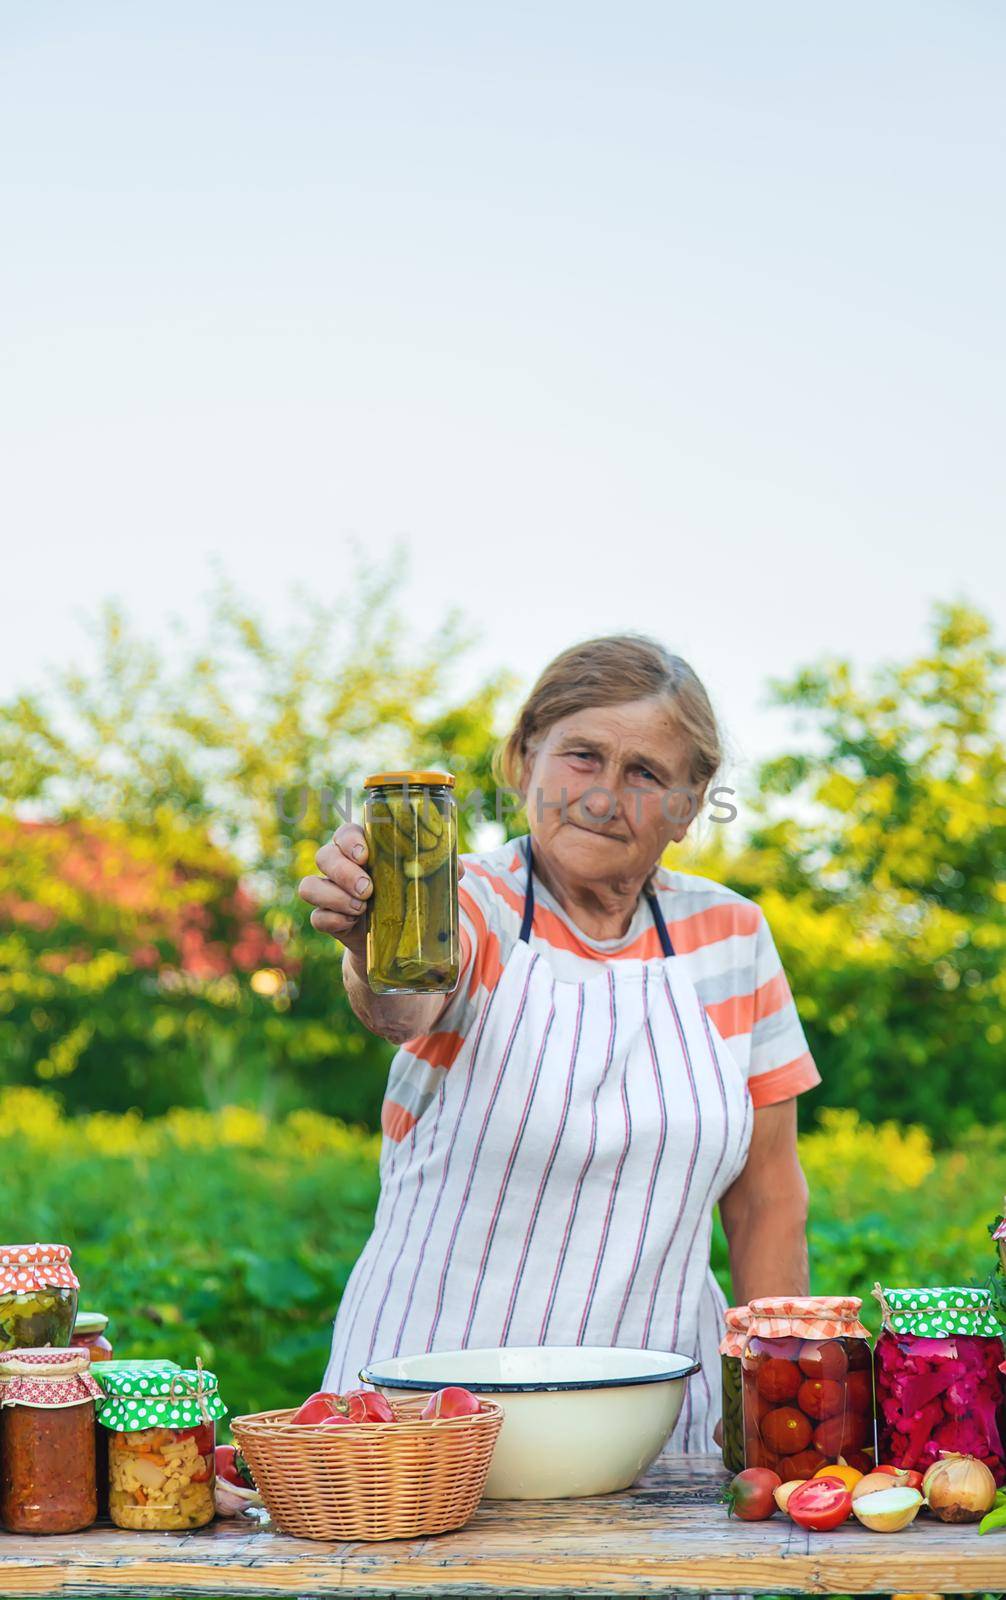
top-left (300, 635), bottom-right (818, 1451)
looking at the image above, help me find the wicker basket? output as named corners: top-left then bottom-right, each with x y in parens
top-left (231, 1394), bottom-right (504, 1541)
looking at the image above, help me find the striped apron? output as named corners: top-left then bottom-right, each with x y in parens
top-left (324, 839), bottom-right (754, 1451)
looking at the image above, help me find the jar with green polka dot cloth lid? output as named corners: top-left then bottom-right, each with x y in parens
top-left (873, 1284), bottom-right (1006, 1484)
top-left (94, 1360), bottom-right (226, 1433)
top-left (875, 1283), bottom-right (1002, 1338)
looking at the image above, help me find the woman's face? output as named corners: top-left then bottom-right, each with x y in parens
top-left (521, 697), bottom-right (699, 887)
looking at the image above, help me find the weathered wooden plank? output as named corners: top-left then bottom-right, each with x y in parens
top-left (0, 1455), bottom-right (1004, 1596)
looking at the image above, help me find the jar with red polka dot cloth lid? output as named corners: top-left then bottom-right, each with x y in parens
top-left (873, 1283), bottom-right (1006, 1485)
top-left (0, 1346), bottom-right (102, 1533)
top-left (0, 1244), bottom-right (79, 1353)
top-left (741, 1296), bottom-right (875, 1481)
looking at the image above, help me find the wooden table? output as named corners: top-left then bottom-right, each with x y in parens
top-left (2, 1454), bottom-right (1004, 1597)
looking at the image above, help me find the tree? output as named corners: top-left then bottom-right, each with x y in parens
top-left (0, 563), bottom-right (513, 1121)
top-left (711, 603), bottom-right (1006, 1137)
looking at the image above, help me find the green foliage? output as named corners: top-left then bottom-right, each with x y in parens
top-left (2, 585), bottom-right (1004, 1143)
top-left (699, 602), bottom-right (1006, 1138)
top-left (0, 561), bottom-right (514, 1122)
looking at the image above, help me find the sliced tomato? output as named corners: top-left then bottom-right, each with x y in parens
top-left (786, 1475), bottom-right (853, 1532)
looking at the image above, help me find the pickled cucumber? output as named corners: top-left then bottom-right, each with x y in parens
top-left (365, 788), bottom-right (458, 993)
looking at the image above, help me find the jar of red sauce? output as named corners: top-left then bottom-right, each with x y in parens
top-left (742, 1295), bottom-right (875, 1481)
top-left (71, 1312), bottom-right (114, 1362)
top-left (0, 1347), bottom-right (102, 1533)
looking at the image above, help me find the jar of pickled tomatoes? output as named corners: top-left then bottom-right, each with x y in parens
top-left (719, 1305), bottom-right (751, 1475)
top-left (742, 1295), bottom-right (875, 1482)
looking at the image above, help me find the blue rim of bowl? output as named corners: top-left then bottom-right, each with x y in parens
top-left (359, 1357), bottom-right (701, 1394)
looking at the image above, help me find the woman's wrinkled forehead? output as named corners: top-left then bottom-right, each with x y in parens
top-left (535, 698), bottom-right (692, 773)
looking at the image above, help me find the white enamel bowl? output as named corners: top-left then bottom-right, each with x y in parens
top-left (361, 1345), bottom-right (700, 1499)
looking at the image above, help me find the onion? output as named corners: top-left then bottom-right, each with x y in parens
top-left (852, 1471), bottom-right (903, 1502)
top-left (922, 1452), bottom-right (997, 1523)
top-left (773, 1479), bottom-right (806, 1514)
top-left (851, 1486), bottom-right (923, 1533)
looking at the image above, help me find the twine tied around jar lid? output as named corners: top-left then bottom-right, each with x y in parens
top-left (747, 1295), bottom-right (871, 1340)
top-left (167, 1357), bottom-right (215, 1425)
top-left (0, 1346), bottom-right (102, 1409)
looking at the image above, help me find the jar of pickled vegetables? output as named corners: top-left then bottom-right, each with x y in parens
top-left (97, 1361), bottom-right (226, 1529)
top-left (719, 1305), bottom-right (751, 1475)
top-left (363, 771), bottom-right (459, 994)
top-left (92, 1360), bottom-right (183, 1518)
top-left (742, 1295), bottom-right (875, 1481)
top-left (0, 1244), bottom-right (79, 1353)
top-left (873, 1284), bottom-right (1006, 1485)
top-left (0, 1347), bottom-right (101, 1533)
top-left (71, 1312), bottom-right (114, 1362)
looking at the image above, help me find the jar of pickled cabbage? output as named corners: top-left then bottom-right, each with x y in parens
top-left (719, 1305), bottom-right (751, 1475)
top-left (874, 1284), bottom-right (1006, 1485)
top-left (742, 1296), bottom-right (875, 1481)
top-left (363, 771), bottom-right (459, 994)
top-left (0, 1244), bottom-right (79, 1353)
top-left (71, 1312), bottom-right (114, 1362)
top-left (97, 1361), bottom-right (226, 1529)
top-left (0, 1347), bottom-right (101, 1533)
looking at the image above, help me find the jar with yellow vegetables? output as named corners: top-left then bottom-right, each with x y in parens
top-left (363, 772), bottom-right (459, 994)
top-left (97, 1362), bottom-right (226, 1530)
top-left (0, 1244), bottom-right (79, 1352)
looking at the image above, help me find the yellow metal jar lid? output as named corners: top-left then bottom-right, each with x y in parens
top-left (363, 771), bottom-right (455, 788)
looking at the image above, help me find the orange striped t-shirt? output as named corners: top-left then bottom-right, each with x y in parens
top-left (380, 836), bottom-right (820, 1144)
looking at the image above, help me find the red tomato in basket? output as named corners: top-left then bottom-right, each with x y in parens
top-left (785, 1475), bottom-right (853, 1532)
top-left (420, 1386), bottom-right (482, 1419)
top-left (341, 1388), bottom-right (396, 1424)
top-left (755, 1358), bottom-right (801, 1404)
top-left (291, 1391), bottom-right (342, 1426)
top-left (761, 1407), bottom-right (813, 1456)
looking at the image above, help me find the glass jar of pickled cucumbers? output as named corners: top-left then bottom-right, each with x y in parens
top-left (363, 771), bottom-right (459, 995)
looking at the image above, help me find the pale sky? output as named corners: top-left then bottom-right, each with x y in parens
top-left (2, 1), bottom-right (1003, 800)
